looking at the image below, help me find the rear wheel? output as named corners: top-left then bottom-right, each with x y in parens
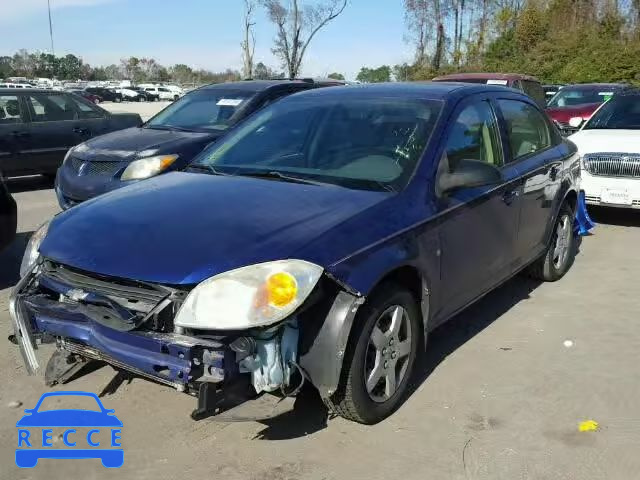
top-left (324, 284), bottom-right (420, 424)
top-left (173, 94), bottom-right (179, 101)
top-left (529, 203), bottom-right (576, 281)
top-left (114, 96), bottom-right (122, 103)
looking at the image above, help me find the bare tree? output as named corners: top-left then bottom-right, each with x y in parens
top-left (241, 0), bottom-right (257, 79)
top-left (262, 0), bottom-right (347, 78)
top-left (404, 0), bottom-right (431, 64)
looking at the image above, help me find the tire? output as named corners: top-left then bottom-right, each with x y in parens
top-left (173, 95), bottom-right (179, 101)
top-left (324, 283), bottom-right (421, 424)
top-left (93, 98), bottom-right (100, 104)
top-left (528, 203), bottom-right (576, 282)
top-left (114, 96), bottom-right (122, 103)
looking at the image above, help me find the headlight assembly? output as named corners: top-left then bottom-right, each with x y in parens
top-left (120, 154), bottom-right (178, 181)
top-left (19, 221), bottom-right (50, 277)
top-left (174, 260), bottom-right (323, 330)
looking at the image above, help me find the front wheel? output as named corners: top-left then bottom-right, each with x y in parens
top-left (324, 283), bottom-right (421, 424)
top-left (528, 203), bottom-right (576, 281)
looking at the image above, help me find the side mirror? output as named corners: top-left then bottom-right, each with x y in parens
top-left (437, 158), bottom-right (502, 196)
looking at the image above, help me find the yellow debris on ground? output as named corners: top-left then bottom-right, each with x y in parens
top-left (578, 420), bottom-right (600, 432)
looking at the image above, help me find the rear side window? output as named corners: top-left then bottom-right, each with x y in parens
top-left (0, 95), bottom-right (22, 124)
top-left (521, 80), bottom-right (546, 107)
top-left (444, 101), bottom-right (503, 169)
top-left (497, 99), bottom-right (551, 162)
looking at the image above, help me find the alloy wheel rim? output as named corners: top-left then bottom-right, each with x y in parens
top-left (552, 214), bottom-right (571, 269)
top-left (364, 305), bottom-right (412, 403)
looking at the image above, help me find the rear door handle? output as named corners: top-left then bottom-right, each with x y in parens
top-left (502, 189), bottom-right (519, 205)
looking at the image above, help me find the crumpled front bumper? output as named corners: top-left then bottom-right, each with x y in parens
top-left (9, 264), bottom-right (227, 389)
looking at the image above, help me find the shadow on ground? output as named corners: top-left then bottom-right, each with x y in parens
top-left (588, 206), bottom-right (640, 227)
top-left (7, 175), bottom-right (54, 194)
top-left (0, 231), bottom-right (32, 290)
top-left (246, 275), bottom-right (544, 440)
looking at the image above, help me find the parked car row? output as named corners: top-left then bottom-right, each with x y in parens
top-left (8, 80), bottom-right (600, 427)
top-left (0, 89), bottom-right (142, 178)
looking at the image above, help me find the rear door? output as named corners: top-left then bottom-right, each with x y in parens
top-left (434, 95), bottom-right (523, 321)
top-left (23, 91), bottom-right (81, 174)
top-left (495, 97), bottom-right (560, 266)
top-left (0, 93), bottom-right (30, 176)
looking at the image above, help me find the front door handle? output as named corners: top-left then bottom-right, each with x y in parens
top-left (502, 189), bottom-right (519, 205)
top-left (73, 127), bottom-right (90, 135)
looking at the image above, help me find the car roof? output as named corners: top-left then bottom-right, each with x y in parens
top-left (279, 81), bottom-right (523, 101)
top-left (432, 72), bottom-right (540, 83)
top-left (0, 88), bottom-right (57, 94)
top-left (198, 80), bottom-right (310, 93)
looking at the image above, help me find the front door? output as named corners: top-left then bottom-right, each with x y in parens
top-left (23, 92), bottom-right (81, 175)
top-left (0, 93), bottom-right (29, 176)
top-left (434, 97), bottom-right (523, 321)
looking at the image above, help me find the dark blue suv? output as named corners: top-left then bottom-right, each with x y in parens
top-left (12, 83), bottom-right (583, 424)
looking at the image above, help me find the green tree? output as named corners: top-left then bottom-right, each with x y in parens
top-left (327, 72), bottom-right (345, 80)
top-left (356, 65), bottom-right (391, 83)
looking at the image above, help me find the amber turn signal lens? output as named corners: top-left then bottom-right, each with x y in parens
top-left (266, 272), bottom-right (298, 308)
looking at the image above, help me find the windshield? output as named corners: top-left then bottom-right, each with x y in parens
top-left (584, 95), bottom-right (640, 130)
top-left (146, 90), bottom-right (252, 131)
top-left (191, 96), bottom-right (442, 191)
top-left (547, 87), bottom-right (617, 108)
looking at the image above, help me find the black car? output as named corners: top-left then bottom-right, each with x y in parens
top-left (85, 87), bottom-right (123, 103)
top-left (0, 89), bottom-right (142, 179)
top-left (55, 79), bottom-right (330, 209)
top-left (131, 87), bottom-right (159, 102)
top-left (0, 172), bottom-right (16, 252)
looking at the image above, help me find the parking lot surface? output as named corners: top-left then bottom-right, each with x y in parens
top-left (101, 100), bottom-right (170, 121)
top-left (1, 178), bottom-right (639, 480)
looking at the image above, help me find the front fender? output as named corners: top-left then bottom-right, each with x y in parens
top-left (301, 233), bottom-right (438, 398)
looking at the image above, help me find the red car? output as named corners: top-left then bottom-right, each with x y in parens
top-left (70, 89), bottom-right (102, 104)
top-left (432, 72), bottom-right (547, 107)
top-left (545, 83), bottom-right (632, 135)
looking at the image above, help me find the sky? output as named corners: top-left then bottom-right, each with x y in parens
top-left (1, 0), bottom-right (414, 80)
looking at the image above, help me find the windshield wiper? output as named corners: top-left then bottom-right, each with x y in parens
top-left (235, 170), bottom-right (328, 186)
top-left (145, 124), bottom-right (191, 132)
top-left (186, 164), bottom-right (234, 176)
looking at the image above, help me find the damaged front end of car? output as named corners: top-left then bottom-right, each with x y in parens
top-left (10, 257), bottom-right (364, 420)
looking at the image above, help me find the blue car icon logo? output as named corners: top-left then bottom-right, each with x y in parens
top-left (16, 391), bottom-right (123, 468)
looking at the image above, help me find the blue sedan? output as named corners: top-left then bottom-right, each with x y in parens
top-left (12, 83), bottom-right (582, 424)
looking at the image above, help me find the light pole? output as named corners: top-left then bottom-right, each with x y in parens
top-left (47, 0), bottom-right (55, 56)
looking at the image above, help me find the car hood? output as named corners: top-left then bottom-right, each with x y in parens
top-left (75, 127), bottom-right (219, 161)
top-left (41, 172), bottom-right (389, 284)
top-left (568, 129), bottom-right (640, 155)
top-left (16, 410), bottom-right (123, 427)
top-left (546, 103), bottom-right (601, 122)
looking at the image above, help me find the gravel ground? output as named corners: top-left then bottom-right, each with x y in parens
top-left (1, 178), bottom-right (639, 480)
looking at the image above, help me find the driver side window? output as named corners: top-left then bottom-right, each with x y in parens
top-left (444, 100), bottom-right (502, 172)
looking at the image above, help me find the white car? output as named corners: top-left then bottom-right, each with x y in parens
top-left (569, 91), bottom-right (640, 209)
top-left (143, 86), bottom-right (179, 101)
